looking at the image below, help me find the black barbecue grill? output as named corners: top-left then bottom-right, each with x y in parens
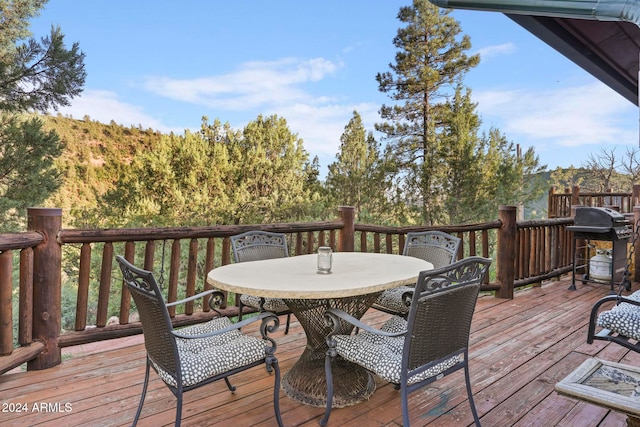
top-left (566, 206), bottom-right (632, 293)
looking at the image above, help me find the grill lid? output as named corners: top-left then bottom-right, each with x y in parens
top-left (572, 206), bottom-right (626, 227)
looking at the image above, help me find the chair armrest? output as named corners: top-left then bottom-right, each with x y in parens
top-left (165, 289), bottom-right (218, 307)
top-left (324, 308), bottom-right (405, 338)
top-left (587, 294), bottom-right (640, 343)
top-left (172, 311), bottom-right (280, 340)
top-left (401, 287), bottom-right (414, 308)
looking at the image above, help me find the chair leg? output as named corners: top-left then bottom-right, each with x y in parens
top-left (132, 359), bottom-right (151, 427)
top-left (464, 362), bottom-right (481, 427)
top-left (400, 384), bottom-right (411, 427)
top-left (284, 313), bottom-right (291, 335)
top-left (238, 301), bottom-right (245, 321)
top-left (175, 388), bottom-right (183, 427)
top-left (319, 353), bottom-right (334, 426)
top-left (224, 376), bottom-right (236, 392)
top-left (268, 356), bottom-right (284, 427)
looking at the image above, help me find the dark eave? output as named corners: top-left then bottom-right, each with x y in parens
top-left (507, 14), bottom-right (640, 105)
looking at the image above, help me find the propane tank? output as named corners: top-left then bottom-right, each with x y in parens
top-left (590, 249), bottom-right (612, 283)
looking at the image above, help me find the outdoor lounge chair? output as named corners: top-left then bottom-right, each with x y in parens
top-left (320, 256), bottom-right (491, 427)
top-left (587, 289), bottom-right (640, 353)
top-left (116, 256), bottom-right (283, 427)
top-left (372, 230), bottom-right (461, 317)
top-left (231, 230), bottom-right (293, 334)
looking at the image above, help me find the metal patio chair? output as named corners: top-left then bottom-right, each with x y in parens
top-left (321, 256), bottom-right (491, 427)
top-left (373, 230), bottom-right (461, 317)
top-left (587, 289), bottom-right (640, 354)
top-left (116, 256), bottom-right (283, 427)
top-left (231, 230), bottom-right (293, 334)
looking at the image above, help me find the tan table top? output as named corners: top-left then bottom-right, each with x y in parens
top-left (207, 252), bottom-right (433, 299)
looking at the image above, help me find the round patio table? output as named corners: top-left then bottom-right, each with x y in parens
top-left (207, 252), bottom-right (433, 407)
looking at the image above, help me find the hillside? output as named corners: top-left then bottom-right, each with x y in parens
top-left (39, 114), bottom-right (557, 226)
top-left (41, 114), bottom-right (164, 227)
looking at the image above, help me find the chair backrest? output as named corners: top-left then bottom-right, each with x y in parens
top-left (116, 256), bottom-right (180, 382)
top-left (403, 231), bottom-right (461, 268)
top-left (403, 256), bottom-right (492, 374)
top-left (230, 231), bottom-right (289, 263)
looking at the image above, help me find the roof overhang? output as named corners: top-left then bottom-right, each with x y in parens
top-left (429, 1), bottom-right (640, 105)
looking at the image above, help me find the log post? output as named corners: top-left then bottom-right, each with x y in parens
top-left (496, 205), bottom-right (517, 299)
top-left (27, 208), bottom-right (62, 370)
top-left (548, 186), bottom-right (556, 219)
top-left (337, 206), bottom-right (355, 252)
top-left (571, 185), bottom-right (580, 207)
top-left (635, 206), bottom-right (640, 283)
top-left (633, 184), bottom-right (640, 208)
top-left (0, 250), bottom-right (13, 355)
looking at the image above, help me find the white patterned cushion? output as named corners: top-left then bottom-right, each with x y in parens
top-left (334, 316), bottom-right (460, 385)
top-left (151, 317), bottom-right (267, 387)
top-left (375, 287), bottom-right (414, 314)
top-left (240, 294), bottom-right (289, 312)
top-left (598, 291), bottom-right (640, 341)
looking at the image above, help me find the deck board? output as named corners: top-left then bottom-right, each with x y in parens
top-left (0, 277), bottom-right (637, 426)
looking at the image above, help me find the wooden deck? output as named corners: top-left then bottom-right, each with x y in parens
top-left (2, 276), bottom-right (638, 427)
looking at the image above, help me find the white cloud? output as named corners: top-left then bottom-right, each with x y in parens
top-left (476, 43), bottom-right (516, 60)
top-left (474, 82), bottom-right (638, 147)
top-left (142, 57), bottom-right (341, 111)
top-left (273, 101), bottom-right (380, 157)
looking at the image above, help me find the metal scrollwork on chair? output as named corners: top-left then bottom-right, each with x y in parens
top-left (231, 230), bottom-right (293, 334)
top-left (372, 230), bottom-right (462, 317)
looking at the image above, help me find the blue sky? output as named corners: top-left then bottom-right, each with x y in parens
top-left (29, 1), bottom-right (639, 177)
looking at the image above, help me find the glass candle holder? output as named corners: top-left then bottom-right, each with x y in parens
top-left (317, 246), bottom-right (332, 274)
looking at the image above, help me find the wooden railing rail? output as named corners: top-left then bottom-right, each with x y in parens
top-left (0, 204), bottom-right (594, 373)
top-left (548, 184), bottom-right (640, 218)
top-left (515, 217), bottom-right (574, 288)
top-left (353, 220), bottom-right (502, 287)
top-left (56, 220), bottom-right (346, 347)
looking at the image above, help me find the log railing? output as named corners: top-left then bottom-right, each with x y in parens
top-left (0, 204), bottom-right (592, 373)
top-left (548, 184), bottom-right (640, 218)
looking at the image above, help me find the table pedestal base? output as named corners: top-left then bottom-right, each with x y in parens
top-left (282, 348), bottom-right (376, 407)
top-left (282, 294), bottom-right (381, 407)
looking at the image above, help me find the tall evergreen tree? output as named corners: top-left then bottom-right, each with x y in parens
top-left (325, 111), bottom-right (395, 223)
top-left (0, 0), bottom-right (86, 231)
top-left (478, 128), bottom-right (546, 221)
top-left (376, 0), bottom-right (479, 224)
top-left (440, 86), bottom-right (484, 224)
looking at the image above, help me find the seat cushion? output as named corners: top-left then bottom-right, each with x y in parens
top-left (334, 316), bottom-right (460, 385)
top-left (598, 291), bottom-right (640, 341)
top-left (375, 286), bottom-right (414, 314)
top-left (152, 317), bottom-right (267, 387)
top-left (240, 294), bottom-right (289, 313)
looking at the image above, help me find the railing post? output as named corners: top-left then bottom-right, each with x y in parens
top-left (496, 205), bottom-right (517, 299)
top-left (571, 185), bottom-right (580, 207)
top-left (27, 208), bottom-right (62, 371)
top-left (337, 206), bottom-right (355, 252)
top-left (633, 184), bottom-right (640, 207)
top-left (635, 206), bottom-right (640, 284)
top-left (548, 186), bottom-right (556, 218)
top-left (0, 250), bottom-right (12, 355)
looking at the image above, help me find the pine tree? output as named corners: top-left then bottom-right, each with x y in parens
top-left (325, 111), bottom-right (393, 223)
top-left (0, 0), bottom-right (85, 231)
top-left (376, 0), bottom-right (479, 224)
top-left (440, 85), bottom-right (484, 224)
